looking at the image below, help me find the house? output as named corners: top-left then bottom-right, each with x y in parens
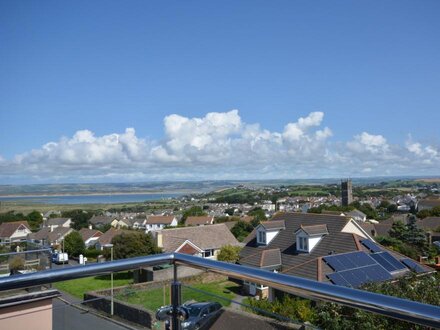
top-left (145, 215), bottom-right (178, 232)
top-left (347, 209), bottom-right (367, 222)
top-left (185, 216), bottom-right (214, 226)
top-left (89, 216), bottom-right (119, 228)
top-left (79, 227), bottom-right (103, 248)
top-left (0, 221), bottom-right (32, 243)
top-left (239, 212), bottom-right (431, 299)
top-left (42, 217), bottom-right (71, 229)
top-left (28, 226), bottom-right (73, 247)
top-left (156, 223), bottom-right (240, 260)
top-left (417, 198), bottom-right (440, 211)
top-left (95, 228), bottom-right (124, 250)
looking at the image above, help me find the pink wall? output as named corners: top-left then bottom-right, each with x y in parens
top-left (0, 299), bottom-right (53, 330)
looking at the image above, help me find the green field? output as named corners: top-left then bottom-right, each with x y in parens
top-left (116, 280), bottom-right (240, 311)
top-left (54, 272), bottom-right (133, 298)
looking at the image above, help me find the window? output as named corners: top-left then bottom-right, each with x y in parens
top-left (258, 230), bottom-right (266, 244)
top-left (203, 249), bottom-right (215, 258)
top-left (298, 237), bottom-right (308, 252)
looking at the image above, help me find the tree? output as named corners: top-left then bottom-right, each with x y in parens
top-left (404, 216), bottom-right (427, 248)
top-left (62, 209), bottom-right (93, 230)
top-left (26, 210), bottom-right (43, 231)
top-left (217, 245), bottom-right (242, 263)
top-left (63, 231), bottom-right (85, 257)
top-left (106, 232), bottom-right (161, 260)
top-left (389, 221), bottom-right (406, 240)
top-left (248, 207), bottom-right (266, 223)
top-left (231, 221), bottom-right (254, 242)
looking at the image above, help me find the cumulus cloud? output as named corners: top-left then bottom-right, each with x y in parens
top-left (0, 110), bottom-right (439, 182)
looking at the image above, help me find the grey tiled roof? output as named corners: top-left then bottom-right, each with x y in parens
top-left (260, 220), bottom-right (285, 230)
top-left (45, 218), bottom-right (70, 227)
top-left (239, 212), bottom-right (358, 280)
top-left (239, 212), bottom-right (429, 282)
top-left (299, 224), bottom-right (328, 236)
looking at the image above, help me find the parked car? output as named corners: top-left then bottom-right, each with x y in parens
top-left (158, 302), bottom-right (222, 330)
top-left (51, 252), bottom-right (68, 264)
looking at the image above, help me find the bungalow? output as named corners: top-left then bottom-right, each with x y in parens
top-left (185, 216), bottom-right (214, 226)
top-left (42, 217), bottom-right (72, 229)
top-left (28, 226), bottom-right (73, 247)
top-left (239, 212), bottom-right (431, 299)
top-left (89, 216), bottom-right (119, 228)
top-left (0, 221), bottom-right (32, 244)
top-left (156, 223), bottom-right (240, 260)
top-left (145, 215), bottom-right (178, 232)
top-left (79, 227), bottom-right (103, 248)
top-left (95, 228), bottom-right (124, 250)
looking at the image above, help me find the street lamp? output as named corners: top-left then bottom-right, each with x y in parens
top-left (103, 243), bottom-right (114, 316)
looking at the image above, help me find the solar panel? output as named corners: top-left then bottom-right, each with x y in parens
top-left (323, 251), bottom-right (376, 271)
top-left (328, 265), bottom-right (392, 288)
top-left (327, 273), bottom-right (351, 286)
top-left (401, 258), bottom-right (426, 273)
top-left (371, 252), bottom-right (406, 272)
top-left (361, 239), bottom-right (382, 253)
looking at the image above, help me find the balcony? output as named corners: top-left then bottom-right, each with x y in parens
top-left (0, 252), bottom-right (439, 329)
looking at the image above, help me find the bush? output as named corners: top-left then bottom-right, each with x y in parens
top-left (84, 248), bottom-right (101, 259)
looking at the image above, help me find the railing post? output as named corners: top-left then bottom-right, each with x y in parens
top-left (171, 262), bottom-right (181, 330)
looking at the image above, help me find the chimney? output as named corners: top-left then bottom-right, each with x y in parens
top-left (89, 224), bottom-right (93, 230)
top-left (50, 225), bottom-right (54, 232)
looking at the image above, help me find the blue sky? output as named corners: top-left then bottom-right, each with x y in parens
top-left (1, 1), bottom-right (439, 183)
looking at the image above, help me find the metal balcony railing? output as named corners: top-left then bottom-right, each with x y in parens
top-left (0, 252), bottom-right (439, 329)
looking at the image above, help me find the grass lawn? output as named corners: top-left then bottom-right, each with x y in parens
top-left (54, 272), bottom-right (133, 299)
top-left (116, 280), bottom-right (240, 311)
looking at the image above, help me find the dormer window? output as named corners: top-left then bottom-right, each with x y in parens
top-left (255, 220), bottom-right (285, 246)
top-left (298, 236), bottom-right (308, 251)
top-left (257, 231), bottom-right (266, 244)
top-left (295, 224), bottom-right (328, 253)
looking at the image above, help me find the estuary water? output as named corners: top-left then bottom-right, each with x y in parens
top-left (0, 193), bottom-right (182, 205)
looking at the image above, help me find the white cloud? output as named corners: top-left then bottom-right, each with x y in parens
top-left (0, 110), bottom-right (439, 182)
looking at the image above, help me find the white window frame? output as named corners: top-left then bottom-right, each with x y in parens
top-left (257, 230), bottom-right (266, 245)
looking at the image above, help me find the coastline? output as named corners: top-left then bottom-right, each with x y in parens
top-left (0, 191), bottom-right (187, 198)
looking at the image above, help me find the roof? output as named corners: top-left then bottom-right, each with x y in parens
top-left (347, 209), bottom-right (367, 219)
top-left (28, 226), bottom-right (72, 243)
top-left (298, 224), bottom-right (328, 236)
top-left (240, 248), bottom-right (282, 269)
top-left (89, 216), bottom-right (116, 226)
top-left (186, 216), bottom-right (214, 226)
top-left (97, 228), bottom-right (126, 245)
top-left (239, 212), bottom-right (429, 284)
top-left (147, 215), bottom-right (176, 225)
top-left (45, 218), bottom-right (71, 227)
top-left (240, 212), bottom-right (356, 279)
top-left (160, 223), bottom-right (239, 252)
top-left (79, 228), bottom-right (103, 241)
top-left (418, 198), bottom-right (440, 208)
top-left (260, 220), bottom-right (285, 231)
top-left (418, 217), bottom-right (440, 231)
top-left (0, 221), bottom-right (31, 238)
